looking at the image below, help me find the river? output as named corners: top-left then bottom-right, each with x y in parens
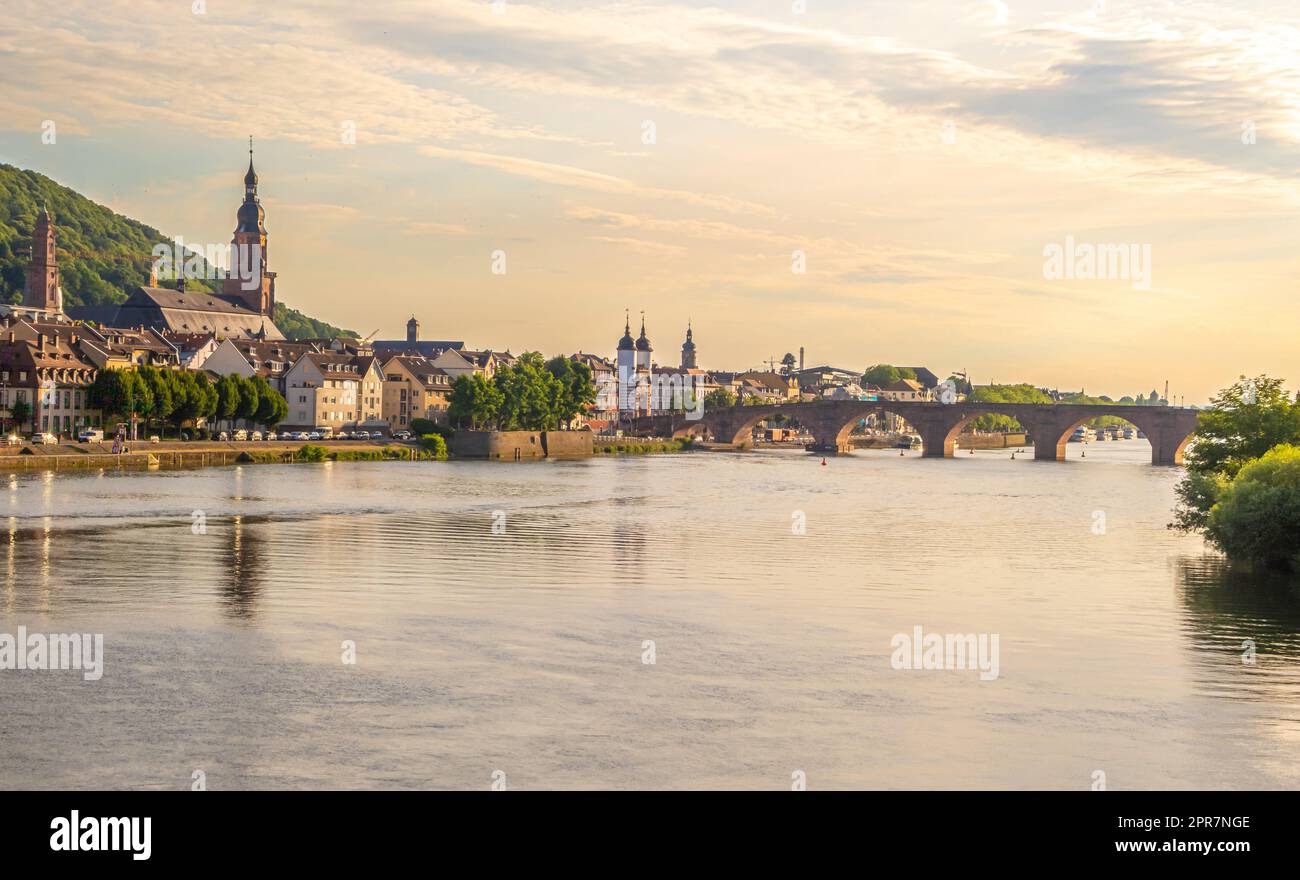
top-left (3, 440), bottom-right (1299, 790)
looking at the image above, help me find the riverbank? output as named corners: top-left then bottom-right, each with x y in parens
top-left (0, 439), bottom-right (430, 472)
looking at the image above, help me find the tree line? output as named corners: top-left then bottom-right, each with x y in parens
top-left (89, 366), bottom-right (287, 437)
top-left (447, 353), bottom-right (596, 431)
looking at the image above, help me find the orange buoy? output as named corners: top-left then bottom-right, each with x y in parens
top-left (821, 457), bottom-right (827, 466)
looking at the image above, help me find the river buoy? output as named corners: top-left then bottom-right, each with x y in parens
top-left (1081, 450), bottom-right (1086, 458)
top-left (900, 449), bottom-right (905, 457)
top-left (821, 457), bottom-right (827, 466)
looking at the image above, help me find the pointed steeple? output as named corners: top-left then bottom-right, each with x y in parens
top-left (635, 311), bottom-right (651, 351)
top-left (617, 309), bottom-right (635, 351)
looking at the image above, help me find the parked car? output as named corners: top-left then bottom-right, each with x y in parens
top-left (218, 431), bottom-right (230, 441)
top-left (353, 430), bottom-right (370, 440)
top-left (78, 428), bottom-right (104, 443)
top-left (231, 429), bottom-right (247, 441)
top-left (247, 430), bottom-right (262, 441)
top-left (31, 432), bottom-right (58, 445)
top-left (314, 427), bottom-right (335, 440)
top-left (265, 431), bottom-right (278, 441)
top-left (393, 430), bottom-right (412, 440)
top-left (307, 431), bottom-right (323, 440)
top-left (148, 435), bottom-right (161, 444)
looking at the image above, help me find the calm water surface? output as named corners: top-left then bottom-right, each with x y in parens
top-left (3, 440), bottom-right (1299, 790)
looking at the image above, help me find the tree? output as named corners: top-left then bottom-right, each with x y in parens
top-left (862, 364), bottom-right (916, 388)
top-left (250, 375), bottom-right (286, 427)
top-left (1183, 376), bottom-right (1300, 479)
top-left (780, 353), bottom-right (797, 375)
top-left (704, 388), bottom-right (736, 409)
top-left (1203, 444), bottom-right (1300, 570)
top-left (448, 374), bottom-right (503, 431)
top-left (138, 366), bottom-right (176, 436)
top-left (9, 398), bottom-right (31, 432)
top-left (235, 375), bottom-right (260, 424)
top-left (496, 352), bottom-right (560, 430)
top-left (1172, 375), bottom-right (1300, 532)
top-left (214, 374), bottom-right (241, 426)
top-left (545, 356), bottom-right (596, 428)
top-left (89, 368), bottom-right (152, 433)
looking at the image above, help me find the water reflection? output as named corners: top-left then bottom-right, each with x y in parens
top-left (223, 515), bottom-right (264, 621)
top-left (1176, 554), bottom-right (1300, 702)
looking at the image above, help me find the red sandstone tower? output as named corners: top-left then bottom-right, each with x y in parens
top-left (223, 139), bottom-right (276, 317)
top-left (23, 206), bottom-right (62, 314)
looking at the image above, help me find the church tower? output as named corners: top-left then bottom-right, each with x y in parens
top-left (616, 312), bottom-right (637, 413)
top-left (635, 315), bottom-right (652, 372)
top-left (680, 321), bottom-right (696, 369)
top-left (23, 206), bottom-right (62, 314)
top-left (407, 316), bottom-right (420, 343)
top-left (223, 139), bottom-right (277, 317)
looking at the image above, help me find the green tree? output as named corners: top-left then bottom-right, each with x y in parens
top-left (496, 352), bottom-right (560, 430)
top-left (1203, 444), bottom-right (1300, 570)
top-left (1172, 375), bottom-right (1300, 531)
top-left (214, 374), bottom-right (241, 427)
top-left (704, 388), bottom-right (736, 409)
top-left (235, 375), bottom-right (260, 424)
top-left (448, 374), bottom-right (503, 431)
top-left (545, 356), bottom-right (596, 428)
top-left (9, 398), bottom-right (31, 432)
top-left (781, 353), bottom-right (797, 375)
top-left (89, 368), bottom-right (152, 431)
top-left (862, 364), bottom-right (916, 388)
top-left (250, 375), bottom-right (286, 426)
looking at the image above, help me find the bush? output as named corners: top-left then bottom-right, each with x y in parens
top-left (419, 434), bottom-right (449, 459)
top-left (297, 444), bottom-right (328, 463)
top-left (410, 418), bottom-right (452, 438)
top-left (1204, 444), bottom-right (1300, 570)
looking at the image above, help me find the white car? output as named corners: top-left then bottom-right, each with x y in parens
top-left (78, 429), bottom-right (104, 443)
top-left (247, 430), bottom-right (262, 441)
top-left (353, 430), bottom-right (370, 440)
top-left (31, 433), bottom-right (58, 445)
top-left (4, 434), bottom-right (19, 446)
top-left (393, 430), bottom-right (412, 440)
top-left (265, 431), bottom-right (278, 441)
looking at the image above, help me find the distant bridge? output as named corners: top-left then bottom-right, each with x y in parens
top-left (629, 400), bottom-right (1200, 465)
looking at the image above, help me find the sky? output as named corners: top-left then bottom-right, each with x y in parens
top-left (1, 0), bottom-right (1298, 403)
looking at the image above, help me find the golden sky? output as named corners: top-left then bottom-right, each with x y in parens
top-left (2, 0), bottom-right (1298, 403)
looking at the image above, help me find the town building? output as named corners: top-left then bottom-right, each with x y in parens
top-left (380, 356), bottom-right (453, 430)
top-left (281, 352), bottom-right (376, 432)
top-left (372, 316), bottom-right (464, 360)
top-left (0, 330), bottom-right (99, 436)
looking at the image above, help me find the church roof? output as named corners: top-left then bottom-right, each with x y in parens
top-left (79, 286), bottom-right (286, 340)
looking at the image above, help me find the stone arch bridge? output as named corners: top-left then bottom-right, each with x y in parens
top-left (630, 400), bottom-right (1200, 465)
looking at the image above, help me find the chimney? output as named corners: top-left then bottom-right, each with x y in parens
top-left (799, 346), bottom-right (804, 372)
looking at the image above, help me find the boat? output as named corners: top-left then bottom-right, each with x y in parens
top-left (1123, 427), bottom-right (1135, 439)
top-left (1068, 427), bottom-right (1087, 443)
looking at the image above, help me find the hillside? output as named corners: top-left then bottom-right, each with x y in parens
top-left (0, 164), bottom-right (354, 340)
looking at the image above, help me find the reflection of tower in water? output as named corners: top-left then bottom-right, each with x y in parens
top-left (223, 515), bottom-right (265, 620)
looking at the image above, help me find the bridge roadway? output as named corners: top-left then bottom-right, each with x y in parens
top-left (629, 399), bottom-right (1200, 465)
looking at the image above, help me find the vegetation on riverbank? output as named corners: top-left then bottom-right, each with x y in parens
top-left (1173, 375), bottom-right (1300, 571)
top-left (594, 437), bottom-right (695, 455)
